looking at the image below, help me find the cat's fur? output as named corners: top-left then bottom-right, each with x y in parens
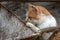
top-left (25, 3), bottom-right (57, 40)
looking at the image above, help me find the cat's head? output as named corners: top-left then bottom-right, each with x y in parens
top-left (25, 3), bottom-right (50, 22)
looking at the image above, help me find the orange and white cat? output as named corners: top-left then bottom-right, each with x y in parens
top-left (25, 3), bottom-right (57, 40)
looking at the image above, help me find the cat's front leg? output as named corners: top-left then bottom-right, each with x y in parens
top-left (26, 22), bottom-right (40, 33)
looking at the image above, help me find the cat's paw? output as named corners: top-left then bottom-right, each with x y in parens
top-left (26, 22), bottom-right (34, 28)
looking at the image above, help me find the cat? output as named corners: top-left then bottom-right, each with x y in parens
top-left (25, 3), bottom-right (57, 40)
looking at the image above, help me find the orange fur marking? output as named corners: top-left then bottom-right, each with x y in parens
top-left (27, 3), bottom-right (51, 20)
top-left (36, 6), bottom-right (51, 15)
top-left (28, 3), bottom-right (51, 15)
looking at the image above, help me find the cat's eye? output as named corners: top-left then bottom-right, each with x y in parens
top-left (29, 17), bottom-right (32, 18)
top-left (28, 17), bottom-right (33, 20)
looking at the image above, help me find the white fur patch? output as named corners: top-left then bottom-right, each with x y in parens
top-left (26, 11), bottom-right (57, 40)
top-left (38, 15), bottom-right (57, 29)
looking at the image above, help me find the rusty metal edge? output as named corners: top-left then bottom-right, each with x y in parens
top-left (48, 30), bottom-right (60, 40)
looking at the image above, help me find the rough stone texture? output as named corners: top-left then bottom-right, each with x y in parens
top-left (1, 2), bottom-right (56, 20)
top-left (0, 7), bottom-right (36, 40)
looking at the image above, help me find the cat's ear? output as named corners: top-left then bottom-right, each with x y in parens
top-left (28, 3), bottom-right (37, 14)
top-left (28, 3), bottom-right (33, 7)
